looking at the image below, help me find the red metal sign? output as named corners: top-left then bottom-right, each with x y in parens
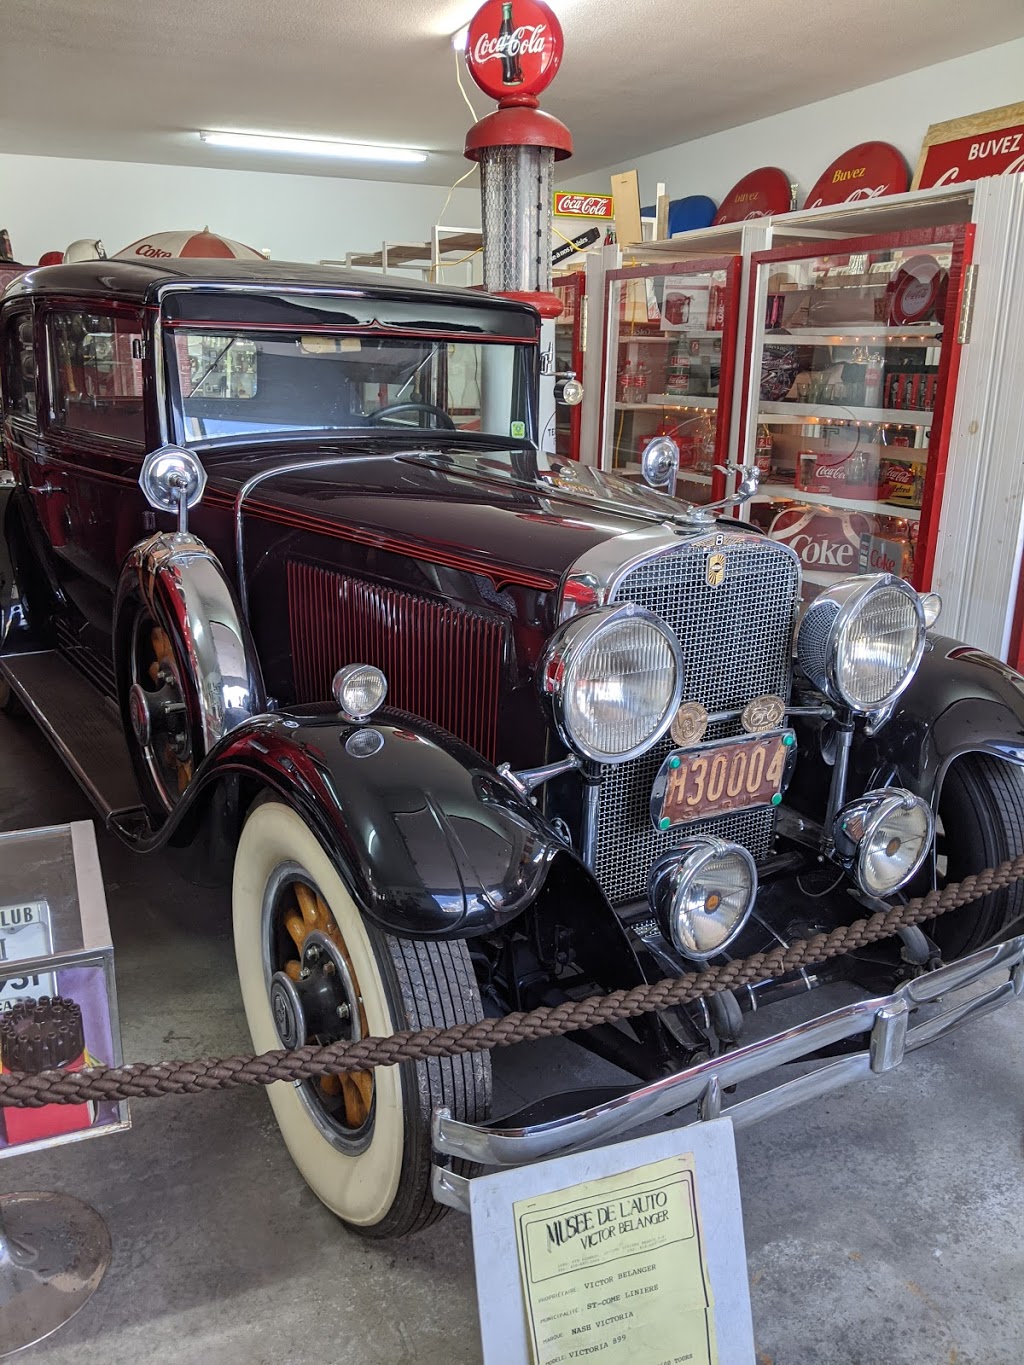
top-left (803, 142), bottom-right (909, 209)
top-left (713, 168), bottom-right (793, 225)
top-left (553, 191), bottom-right (613, 218)
top-left (466, 0), bottom-right (563, 102)
top-left (917, 121), bottom-right (1024, 188)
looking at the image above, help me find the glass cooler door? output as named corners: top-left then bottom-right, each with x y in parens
top-left (740, 226), bottom-right (973, 596)
top-left (553, 270), bottom-right (585, 461)
top-left (602, 257), bottom-right (742, 504)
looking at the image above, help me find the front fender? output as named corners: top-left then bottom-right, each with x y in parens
top-left (852, 636), bottom-right (1024, 803)
top-left (127, 711), bottom-right (565, 939)
top-left (113, 532), bottom-right (264, 753)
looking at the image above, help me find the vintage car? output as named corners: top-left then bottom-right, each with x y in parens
top-left (2, 259), bottom-right (1024, 1237)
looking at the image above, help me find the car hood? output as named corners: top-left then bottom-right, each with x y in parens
top-left (204, 441), bottom-right (694, 590)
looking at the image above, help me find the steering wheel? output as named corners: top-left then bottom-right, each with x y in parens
top-left (368, 401), bottom-right (456, 431)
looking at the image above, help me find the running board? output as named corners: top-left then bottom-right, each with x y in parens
top-left (1, 651), bottom-right (145, 823)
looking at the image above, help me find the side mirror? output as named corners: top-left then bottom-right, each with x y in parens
top-left (554, 371), bottom-right (584, 406)
top-left (139, 445), bottom-right (207, 534)
top-left (641, 436), bottom-right (680, 499)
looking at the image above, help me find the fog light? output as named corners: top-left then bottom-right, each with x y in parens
top-left (648, 839), bottom-right (757, 961)
top-left (833, 788), bottom-right (934, 897)
top-left (333, 664), bottom-right (387, 722)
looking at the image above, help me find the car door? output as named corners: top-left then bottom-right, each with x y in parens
top-left (39, 303), bottom-right (151, 648)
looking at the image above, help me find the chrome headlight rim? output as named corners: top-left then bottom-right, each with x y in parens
top-left (540, 602), bottom-right (684, 765)
top-left (833, 787), bottom-right (935, 897)
top-left (649, 838), bottom-right (758, 962)
top-left (799, 573), bottom-right (927, 713)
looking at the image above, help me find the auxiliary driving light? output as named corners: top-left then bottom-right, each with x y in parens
top-left (832, 788), bottom-right (934, 897)
top-left (648, 839), bottom-right (758, 961)
top-left (333, 664), bottom-right (388, 722)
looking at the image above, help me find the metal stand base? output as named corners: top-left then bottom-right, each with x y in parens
top-left (0, 1191), bottom-right (110, 1357)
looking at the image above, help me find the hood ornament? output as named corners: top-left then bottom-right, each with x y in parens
top-left (640, 436), bottom-right (762, 527)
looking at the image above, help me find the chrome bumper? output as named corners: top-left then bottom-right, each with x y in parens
top-left (431, 936), bottom-right (1024, 1214)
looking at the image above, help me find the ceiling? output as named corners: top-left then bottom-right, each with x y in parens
top-left (3, 0), bottom-right (1023, 186)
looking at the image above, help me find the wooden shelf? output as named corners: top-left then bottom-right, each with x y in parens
top-left (753, 485), bottom-right (921, 519)
top-left (346, 231), bottom-right (482, 268)
top-left (759, 402), bottom-right (933, 427)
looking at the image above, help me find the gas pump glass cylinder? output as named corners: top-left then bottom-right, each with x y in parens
top-left (479, 144), bottom-right (555, 295)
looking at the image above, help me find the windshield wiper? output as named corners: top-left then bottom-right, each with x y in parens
top-left (188, 336), bottom-right (238, 398)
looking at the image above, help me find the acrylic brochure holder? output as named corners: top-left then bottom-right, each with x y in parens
top-left (0, 820), bottom-right (128, 1356)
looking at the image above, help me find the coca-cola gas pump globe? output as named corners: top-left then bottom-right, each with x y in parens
top-left (464, 0), bottom-right (572, 450)
top-left (465, 0), bottom-right (564, 101)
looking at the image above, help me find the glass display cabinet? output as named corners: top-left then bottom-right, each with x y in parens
top-left (553, 270), bottom-right (585, 461)
top-left (601, 257), bottom-right (742, 504)
top-left (738, 226), bottom-right (974, 596)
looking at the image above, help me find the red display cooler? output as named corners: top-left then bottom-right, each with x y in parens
top-left (737, 226), bottom-right (974, 597)
top-left (553, 270), bottom-right (585, 461)
top-left (600, 257), bottom-right (742, 505)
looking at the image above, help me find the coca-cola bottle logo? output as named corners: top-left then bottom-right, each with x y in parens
top-left (466, 0), bottom-right (563, 102)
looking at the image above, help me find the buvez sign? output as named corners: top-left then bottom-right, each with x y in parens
top-left (914, 100), bottom-right (1024, 189)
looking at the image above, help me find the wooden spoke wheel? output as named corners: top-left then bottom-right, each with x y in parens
top-left (233, 800), bottom-right (491, 1238)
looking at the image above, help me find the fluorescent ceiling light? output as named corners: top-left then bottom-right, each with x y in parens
top-left (199, 131), bottom-right (427, 164)
top-left (451, 24), bottom-right (469, 51)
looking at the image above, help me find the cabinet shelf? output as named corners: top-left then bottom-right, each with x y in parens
top-left (619, 330), bottom-right (724, 345)
top-left (752, 485), bottom-right (921, 519)
top-left (759, 402), bottom-right (933, 427)
top-left (763, 324), bottom-right (943, 347)
top-left (616, 395), bottom-right (719, 411)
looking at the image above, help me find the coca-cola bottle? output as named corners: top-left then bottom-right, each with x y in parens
top-left (499, 2), bottom-right (524, 85)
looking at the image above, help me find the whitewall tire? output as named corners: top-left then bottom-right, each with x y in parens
top-left (232, 800), bottom-right (491, 1237)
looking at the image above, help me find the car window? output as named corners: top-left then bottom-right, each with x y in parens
top-left (3, 312), bottom-right (37, 421)
top-left (169, 328), bottom-right (531, 444)
top-left (49, 309), bottom-right (145, 444)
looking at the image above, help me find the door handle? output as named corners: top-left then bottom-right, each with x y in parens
top-left (28, 482), bottom-right (65, 495)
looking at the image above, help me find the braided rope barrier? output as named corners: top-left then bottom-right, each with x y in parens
top-left (3, 855), bottom-right (1024, 1108)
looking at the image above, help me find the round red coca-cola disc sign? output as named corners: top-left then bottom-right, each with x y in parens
top-left (803, 142), bottom-right (909, 209)
top-left (466, 0), bottom-right (564, 102)
top-left (713, 167), bottom-right (793, 225)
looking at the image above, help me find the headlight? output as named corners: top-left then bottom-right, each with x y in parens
top-left (333, 664), bottom-right (387, 722)
top-left (797, 574), bottom-right (926, 712)
top-left (541, 604), bottom-right (683, 762)
top-left (649, 840), bottom-right (757, 960)
top-left (833, 788), bottom-right (934, 897)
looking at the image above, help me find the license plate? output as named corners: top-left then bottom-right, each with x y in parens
top-left (650, 731), bottom-right (795, 831)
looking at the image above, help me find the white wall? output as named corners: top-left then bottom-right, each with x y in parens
top-left (0, 152), bottom-right (480, 266)
top-left (568, 37), bottom-right (1024, 210)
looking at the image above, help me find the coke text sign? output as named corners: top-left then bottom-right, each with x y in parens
top-left (466, 0), bottom-right (564, 102)
top-left (553, 192), bottom-right (614, 219)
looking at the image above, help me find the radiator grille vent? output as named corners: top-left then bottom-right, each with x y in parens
top-left (594, 532), bottom-right (801, 904)
top-left (287, 561), bottom-right (506, 762)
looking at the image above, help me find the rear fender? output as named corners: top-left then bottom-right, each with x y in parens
top-left (129, 711), bottom-right (568, 939)
top-left (853, 636), bottom-right (1024, 804)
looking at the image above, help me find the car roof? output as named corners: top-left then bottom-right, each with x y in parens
top-left (2, 257), bottom-right (536, 319)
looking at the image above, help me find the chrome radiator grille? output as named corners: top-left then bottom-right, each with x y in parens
top-left (594, 531), bottom-right (801, 904)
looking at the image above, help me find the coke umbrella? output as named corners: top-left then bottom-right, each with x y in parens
top-left (113, 228), bottom-right (265, 261)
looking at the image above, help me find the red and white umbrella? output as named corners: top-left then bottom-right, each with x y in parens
top-left (114, 228), bottom-right (265, 261)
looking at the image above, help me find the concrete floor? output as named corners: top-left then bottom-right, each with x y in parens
top-left (2, 708), bottom-right (1024, 1365)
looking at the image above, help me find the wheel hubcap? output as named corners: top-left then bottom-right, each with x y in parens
top-left (269, 879), bottom-right (375, 1137)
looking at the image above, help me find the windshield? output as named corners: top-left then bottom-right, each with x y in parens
top-left (167, 328), bottom-right (534, 445)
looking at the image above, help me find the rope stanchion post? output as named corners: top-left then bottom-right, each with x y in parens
top-left (1, 856), bottom-right (1023, 1108)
